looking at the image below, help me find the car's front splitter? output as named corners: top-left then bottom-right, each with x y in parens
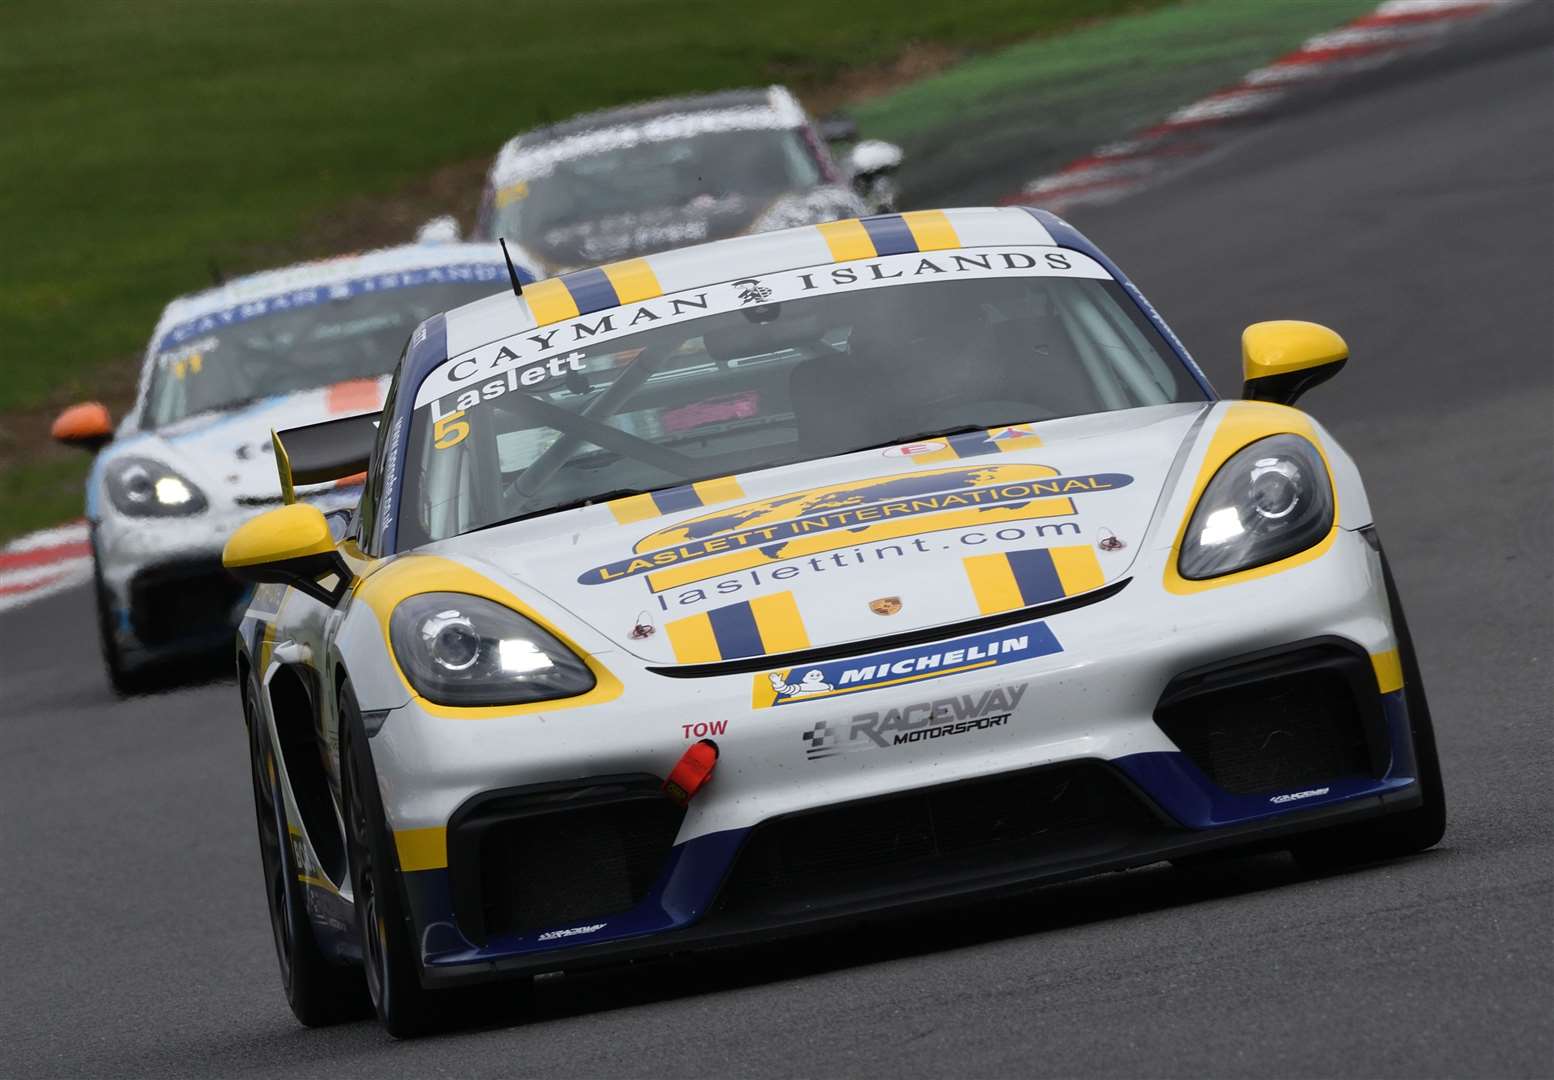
top-left (403, 686), bottom-right (1421, 987)
top-left (406, 763), bottom-right (1421, 988)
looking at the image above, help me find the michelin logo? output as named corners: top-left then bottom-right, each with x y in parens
top-left (755, 620), bottom-right (1061, 708)
top-left (802, 684), bottom-right (1027, 760)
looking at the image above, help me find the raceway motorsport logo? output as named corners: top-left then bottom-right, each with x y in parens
top-left (580, 464), bottom-right (1132, 592)
top-left (801, 683), bottom-right (1028, 761)
top-left (754, 620), bottom-right (1061, 708)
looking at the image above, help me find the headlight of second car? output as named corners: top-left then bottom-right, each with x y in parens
top-left (389, 592), bottom-right (596, 707)
top-left (1178, 434), bottom-right (1334, 580)
top-left (105, 456), bottom-right (209, 517)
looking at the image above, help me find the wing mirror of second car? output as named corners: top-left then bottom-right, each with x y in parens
top-left (848, 139), bottom-right (905, 214)
top-left (1241, 320), bottom-right (1349, 406)
top-left (223, 503), bottom-right (352, 607)
top-left (51, 402), bottom-right (114, 452)
top-left (414, 214), bottom-right (461, 244)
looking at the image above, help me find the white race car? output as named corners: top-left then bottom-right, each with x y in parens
top-left (223, 207), bottom-right (1445, 1036)
top-left (51, 243), bottom-right (522, 692)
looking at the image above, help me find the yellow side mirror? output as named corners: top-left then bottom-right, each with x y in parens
top-left (1242, 320), bottom-right (1348, 405)
top-left (224, 503), bottom-right (350, 605)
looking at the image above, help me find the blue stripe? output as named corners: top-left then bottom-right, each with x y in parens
top-left (1006, 548), bottom-right (1063, 605)
top-left (859, 214), bottom-right (918, 256)
top-left (154, 263), bottom-right (511, 352)
top-left (1015, 206), bottom-right (1215, 399)
top-left (947, 431), bottom-right (999, 458)
top-left (650, 485), bottom-right (704, 514)
top-left (560, 267), bottom-right (620, 315)
top-left (707, 602), bottom-right (765, 660)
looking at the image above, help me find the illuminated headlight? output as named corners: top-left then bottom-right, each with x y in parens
top-left (1178, 434), bottom-right (1334, 580)
top-left (105, 456), bottom-right (208, 517)
top-left (389, 592), bottom-right (595, 706)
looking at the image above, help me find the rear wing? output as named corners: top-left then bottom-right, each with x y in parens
top-left (271, 411), bottom-right (379, 504)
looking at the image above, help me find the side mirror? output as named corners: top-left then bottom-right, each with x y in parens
top-left (415, 215), bottom-right (461, 244)
top-left (818, 114), bottom-right (859, 143)
top-left (848, 139), bottom-right (903, 179)
top-left (847, 140), bottom-right (904, 214)
top-left (1242, 320), bottom-right (1348, 406)
top-left (51, 402), bottom-right (113, 452)
top-left (223, 503), bottom-right (351, 606)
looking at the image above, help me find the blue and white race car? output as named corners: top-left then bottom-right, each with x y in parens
top-left (222, 207), bottom-right (1445, 1036)
top-left (52, 244), bottom-right (524, 692)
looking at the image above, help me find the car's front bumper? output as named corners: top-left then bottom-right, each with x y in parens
top-left (94, 513), bottom-right (252, 668)
top-left (362, 526), bottom-right (1420, 983)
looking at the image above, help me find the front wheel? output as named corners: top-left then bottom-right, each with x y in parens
top-left (340, 677), bottom-right (445, 1038)
top-left (1292, 546), bottom-right (1447, 869)
top-left (244, 674), bottom-right (369, 1025)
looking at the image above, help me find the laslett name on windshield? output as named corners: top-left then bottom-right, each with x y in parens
top-left (413, 245), bottom-right (1112, 406)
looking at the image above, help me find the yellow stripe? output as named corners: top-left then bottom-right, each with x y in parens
top-left (964, 553), bottom-right (1023, 614)
top-left (1371, 649), bottom-right (1404, 693)
top-left (908, 443), bottom-right (961, 464)
top-left (1050, 544), bottom-right (1105, 595)
top-left (601, 258), bottom-right (662, 305)
top-left (297, 873), bottom-right (340, 895)
top-left (989, 425), bottom-right (1043, 452)
top-left (749, 591), bottom-right (809, 653)
top-left (901, 210), bottom-right (960, 251)
top-left (692, 476), bottom-right (744, 505)
top-left (394, 827), bottom-right (447, 872)
top-left (525, 278), bottom-right (581, 325)
top-left (608, 492), bottom-right (660, 525)
top-left (667, 612), bottom-right (720, 663)
top-left (817, 218), bottom-right (876, 262)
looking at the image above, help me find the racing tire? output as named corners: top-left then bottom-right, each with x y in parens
top-left (92, 550), bottom-right (155, 697)
top-left (339, 677), bottom-right (446, 1038)
top-left (1291, 546), bottom-right (1447, 870)
top-left (244, 672), bottom-right (370, 1026)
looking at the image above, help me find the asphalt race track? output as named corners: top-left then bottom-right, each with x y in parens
top-left (2, 7), bottom-right (1549, 1076)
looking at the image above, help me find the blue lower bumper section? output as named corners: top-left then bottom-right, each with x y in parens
top-left (406, 689), bottom-right (1418, 970)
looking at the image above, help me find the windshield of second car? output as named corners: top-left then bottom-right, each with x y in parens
top-left (142, 278), bottom-right (503, 428)
top-left (485, 127), bottom-right (823, 253)
top-left (397, 246), bottom-right (1204, 548)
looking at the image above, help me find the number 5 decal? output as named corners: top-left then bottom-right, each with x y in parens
top-left (434, 410), bottom-right (469, 450)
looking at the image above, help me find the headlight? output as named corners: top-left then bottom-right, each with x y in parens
top-left (1178, 434), bottom-right (1334, 580)
top-left (389, 592), bottom-right (595, 707)
top-left (105, 456), bottom-right (208, 517)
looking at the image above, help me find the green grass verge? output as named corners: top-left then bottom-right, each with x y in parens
top-left (856, 0), bottom-right (1379, 205)
top-left (2, 458), bottom-right (93, 541)
top-left (0, 0), bottom-right (1166, 418)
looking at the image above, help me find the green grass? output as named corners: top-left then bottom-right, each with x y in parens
top-left (0, 0), bottom-right (1378, 544)
top-left (855, 0), bottom-right (1380, 205)
top-left (0, 0), bottom-right (1167, 418)
top-left (1, 458), bottom-right (93, 539)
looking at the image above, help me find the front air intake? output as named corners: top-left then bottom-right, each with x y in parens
top-left (447, 776), bottom-right (684, 944)
top-left (1153, 639), bottom-right (1387, 796)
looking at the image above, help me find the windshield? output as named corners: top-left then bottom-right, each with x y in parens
top-left (399, 248), bottom-right (1203, 548)
top-left (143, 278), bottom-right (502, 427)
top-left (483, 127), bottom-right (824, 266)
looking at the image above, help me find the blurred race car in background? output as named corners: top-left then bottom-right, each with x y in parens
top-left (52, 243), bottom-right (526, 693)
top-left (223, 206), bottom-right (1444, 1036)
top-left (424, 86), bottom-right (902, 274)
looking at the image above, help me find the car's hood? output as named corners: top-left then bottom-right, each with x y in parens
top-left (111, 378), bottom-right (387, 509)
top-left (440, 402), bottom-right (1209, 666)
top-left (529, 186), bottom-right (860, 271)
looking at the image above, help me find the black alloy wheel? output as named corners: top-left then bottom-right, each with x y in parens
top-left (244, 672), bottom-right (368, 1026)
top-left (1291, 543), bottom-right (1448, 869)
top-left (340, 677), bottom-right (443, 1038)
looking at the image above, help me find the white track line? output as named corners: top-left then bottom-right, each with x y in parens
top-left (1008, 0), bottom-right (1525, 211)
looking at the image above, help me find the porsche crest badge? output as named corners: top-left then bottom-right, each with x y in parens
top-left (869, 597), bottom-right (903, 616)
